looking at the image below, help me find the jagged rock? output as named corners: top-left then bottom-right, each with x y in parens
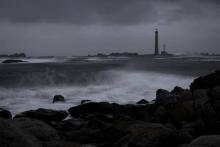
top-left (136, 99), bottom-right (149, 105)
top-left (193, 89), bottom-right (217, 121)
top-left (113, 122), bottom-right (178, 147)
top-left (81, 100), bottom-right (92, 105)
top-left (189, 135), bottom-right (220, 147)
top-left (193, 89), bottom-right (209, 109)
top-left (68, 102), bottom-right (120, 118)
top-left (14, 108), bottom-right (68, 122)
top-left (54, 119), bottom-right (86, 131)
top-left (171, 86), bottom-right (186, 94)
top-left (53, 95), bottom-right (65, 103)
top-left (153, 106), bottom-right (169, 123)
top-left (114, 104), bottom-right (154, 122)
top-left (13, 117), bottom-right (60, 142)
top-left (208, 86), bottom-right (220, 116)
top-left (156, 89), bottom-right (178, 107)
top-left (86, 118), bottom-right (108, 129)
top-left (0, 118), bottom-right (41, 147)
top-left (190, 70), bottom-right (220, 91)
top-left (0, 108), bottom-right (12, 119)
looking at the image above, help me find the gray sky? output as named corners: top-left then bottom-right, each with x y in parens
top-left (0, 0), bottom-right (220, 56)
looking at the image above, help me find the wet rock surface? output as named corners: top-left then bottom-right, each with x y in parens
top-left (1, 71), bottom-right (220, 146)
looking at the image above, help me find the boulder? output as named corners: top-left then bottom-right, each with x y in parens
top-left (53, 95), bottom-right (65, 103)
top-left (193, 89), bottom-right (217, 121)
top-left (68, 102), bottom-right (120, 118)
top-left (171, 86), bottom-right (186, 94)
top-left (54, 119), bottom-right (86, 131)
top-left (0, 108), bottom-right (12, 119)
top-left (193, 89), bottom-right (209, 110)
top-left (0, 118), bottom-right (40, 147)
top-left (156, 89), bottom-right (178, 107)
top-left (189, 135), bottom-right (220, 147)
top-left (113, 122), bottom-right (178, 147)
top-left (13, 117), bottom-right (60, 141)
top-left (136, 99), bottom-right (149, 105)
top-left (114, 104), bottom-right (154, 122)
top-left (208, 86), bottom-right (220, 116)
top-left (14, 108), bottom-right (68, 122)
top-left (190, 70), bottom-right (220, 91)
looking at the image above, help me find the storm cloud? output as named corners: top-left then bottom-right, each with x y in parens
top-left (0, 0), bottom-right (219, 25)
top-left (0, 0), bottom-right (219, 56)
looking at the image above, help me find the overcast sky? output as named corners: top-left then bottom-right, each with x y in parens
top-left (0, 0), bottom-right (220, 56)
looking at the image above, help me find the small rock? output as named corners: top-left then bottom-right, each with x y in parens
top-left (0, 108), bottom-right (12, 119)
top-left (136, 99), bottom-right (149, 105)
top-left (53, 95), bottom-right (65, 103)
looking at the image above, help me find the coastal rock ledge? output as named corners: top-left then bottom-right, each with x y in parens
top-left (1, 71), bottom-right (220, 147)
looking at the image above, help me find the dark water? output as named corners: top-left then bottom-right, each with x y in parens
top-left (0, 56), bottom-right (219, 115)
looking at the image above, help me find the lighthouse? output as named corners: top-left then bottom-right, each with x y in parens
top-left (154, 29), bottom-right (159, 55)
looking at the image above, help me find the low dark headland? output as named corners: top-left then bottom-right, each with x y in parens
top-left (1, 71), bottom-right (220, 147)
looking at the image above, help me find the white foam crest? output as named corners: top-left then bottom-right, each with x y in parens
top-left (0, 70), bottom-right (194, 115)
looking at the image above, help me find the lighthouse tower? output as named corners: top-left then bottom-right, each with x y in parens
top-left (154, 29), bottom-right (159, 55)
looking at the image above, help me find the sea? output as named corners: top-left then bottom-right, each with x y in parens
top-left (0, 55), bottom-right (220, 115)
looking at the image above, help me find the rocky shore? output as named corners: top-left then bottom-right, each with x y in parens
top-left (1, 71), bottom-right (220, 147)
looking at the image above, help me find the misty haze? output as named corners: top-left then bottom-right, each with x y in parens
top-left (0, 1), bottom-right (220, 147)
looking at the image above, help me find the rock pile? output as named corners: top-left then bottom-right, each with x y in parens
top-left (1, 71), bottom-right (220, 147)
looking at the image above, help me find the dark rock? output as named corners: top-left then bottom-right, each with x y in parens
top-left (190, 70), bottom-right (220, 91)
top-left (204, 121), bottom-right (220, 135)
top-left (68, 102), bottom-right (120, 118)
top-left (44, 141), bottom-right (83, 147)
top-left (2, 59), bottom-right (26, 63)
top-left (54, 119), bottom-right (86, 131)
top-left (136, 99), bottom-right (149, 105)
top-left (167, 102), bottom-right (195, 127)
top-left (208, 86), bottom-right (220, 116)
top-left (114, 104), bottom-right (154, 122)
top-left (193, 89), bottom-right (217, 121)
top-left (53, 95), bottom-right (65, 103)
top-left (83, 114), bottom-right (114, 123)
top-left (171, 86), bottom-right (185, 94)
top-left (0, 108), bottom-right (12, 119)
top-left (178, 130), bottom-right (194, 144)
top-left (156, 89), bottom-right (178, 107)
top-left (86, 118), bottom-right (108, 129)
top-left (0, 118), bottom-right (41, 147)
top-left (81, 100), bottom-right (92, 105)
top-left (153, 106), bottom-right (169, 123)
top-left (14, 108), bottom-right (68, 122)
top-left (64, 128), bottom-right (99, 144)
top-left (13, 117), bottom-right (60, 142)
top-left (193, 89), bottom-right (209, 109)
top-left (113, 122), bottom-right (178, 147)
top-left (189, 135), bottom-right (220, 147)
